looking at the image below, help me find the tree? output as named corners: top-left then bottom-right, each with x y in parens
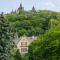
top-left (14, 50), bottom-right (22, 60)
top-left (0, 12), bottom-right (12, 60)
top-left (28, 20), bottom-right (60, 60)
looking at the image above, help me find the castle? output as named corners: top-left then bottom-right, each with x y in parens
top-left (11, 3), bottom-right (36, 14)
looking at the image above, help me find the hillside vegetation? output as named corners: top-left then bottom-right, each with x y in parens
top-left (28, 11), bottom-right (60, 60)
top-left (6, 10), bottom-right (60, 37)
top-left (0, 10), bottom-right (60, 60)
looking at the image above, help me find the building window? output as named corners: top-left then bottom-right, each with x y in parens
top-left (21, 48), bottom-right (28, 52)
top-left (21, 42), bottom-right (23, 46)
top-left (25, 42), bottom-right (27, 46)
top-left (21, 42), bottom-right (27, 47)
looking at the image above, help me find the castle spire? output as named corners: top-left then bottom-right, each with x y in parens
top-left (17, 3), bottom-right (24, 13)
top-left (31, 5), bottom-right (36, 12)
top-left (31, 0), bottom-right (36, 12)
top-left (19, 3), bottom-right (23, 10)
top-left (32, 6), bottom-right (35, 11)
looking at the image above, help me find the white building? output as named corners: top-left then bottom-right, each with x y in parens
top-left (14, 35), bottom-right (37, 54)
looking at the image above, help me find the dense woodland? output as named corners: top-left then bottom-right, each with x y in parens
top-left (0, 10), bottom-right (60, 60)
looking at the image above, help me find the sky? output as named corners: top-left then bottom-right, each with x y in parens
top-left (0, 0), bottom-right (60, 13)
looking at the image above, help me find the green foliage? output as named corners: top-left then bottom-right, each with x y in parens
top-left (5, 10), bottom-right (60, 60)
top-left (28, 20), bottom-right (60, 60)
top-left (21, 53), bottom-right (29, 60)
top-left (0, 12), bottom-right (22, 60)
top-left (14, 50), bottom-right (22, 60)
top-left (7, 10), bottom-right (56, 36)
top-left (0, 12), bottom-right (13, 60)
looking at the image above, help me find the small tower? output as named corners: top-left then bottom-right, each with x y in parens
top-left (17, 3), bottom-right (24, 13)
top-left (32, 6), bottom-right (35, 11)
top-left (31, 6), bottom-right (36, 12)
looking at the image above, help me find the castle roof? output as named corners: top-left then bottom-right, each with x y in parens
top-left (31, 6), bottom-right (36, 11)
top-left (17, 3), bottom-right (24, 11)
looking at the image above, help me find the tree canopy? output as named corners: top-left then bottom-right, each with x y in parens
top-left (28, 18), bottom-right (60, 60)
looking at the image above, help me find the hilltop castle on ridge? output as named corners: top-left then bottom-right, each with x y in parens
top-left (11, 3), bottom-right (36, 14)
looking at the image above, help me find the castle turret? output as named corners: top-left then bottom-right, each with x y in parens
top-left (17, 3), bottom-right (24, 13)
top-left (31, 6), bottom-right (36, 12)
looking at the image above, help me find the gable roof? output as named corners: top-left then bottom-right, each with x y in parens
top-left (14, 35), bottom-right (37, 44)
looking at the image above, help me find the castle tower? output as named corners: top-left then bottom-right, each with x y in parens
top-left (32, 6), bottom-right (35, 11)
top-left (31, 6), bottom-right (36, 12)
top-left (17, 3), bottom-right (24, 13)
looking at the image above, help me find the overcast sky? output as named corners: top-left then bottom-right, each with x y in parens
top-left (0, 0), bottom-right (60, 13)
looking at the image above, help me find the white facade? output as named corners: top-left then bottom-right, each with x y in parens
top-left (16, 36), bottom-right (37, 53)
